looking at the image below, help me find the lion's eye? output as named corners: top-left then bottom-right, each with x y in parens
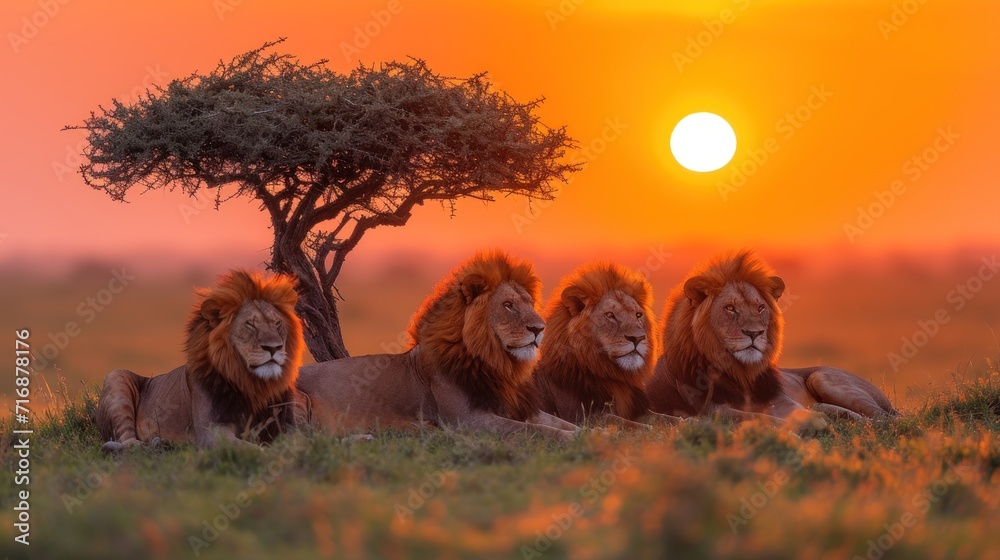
top-left (605, 312), bottom-right (616, 321)
top-left (758, 304), bottom-right (766, 314)
top-left (724, 305), bottom-right (736, 314)
top-left (503, 301), bottom-right (514, 310)
top-left (245, 321), bottom-right (256, 330)
top-left (636, 312), bottom-right (643, 320)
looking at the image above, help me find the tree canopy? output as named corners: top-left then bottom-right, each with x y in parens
top-left (69, 39), bottom-right (579, 361)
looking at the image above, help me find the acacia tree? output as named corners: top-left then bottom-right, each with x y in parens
top-left (70, 39), bottom-right (578, 361)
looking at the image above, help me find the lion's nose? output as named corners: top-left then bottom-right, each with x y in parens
top-left (625, 335), bottom-right (645, 348)
top-left (526, 325), bottom-right (544, 337)
top-left (741, 329), bottom-right (764, 341)
top-left (262, 343), bottom-right (283, 356)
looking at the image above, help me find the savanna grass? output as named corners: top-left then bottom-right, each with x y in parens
top-left (2, 373), bottom-right (999, 559)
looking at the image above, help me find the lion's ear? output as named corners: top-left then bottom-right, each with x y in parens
top-left (683, 276), bottom-right (710, 305)
top-left (200, 298), bottom-right (224, 328)
top-left (460, 274), bottom-right (487, 304)
top-left (768, 276), bottom-right (785, 300)
top-left (561, 286), bottom-right (588, 316)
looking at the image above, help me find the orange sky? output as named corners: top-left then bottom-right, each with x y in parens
top-left (2, 0), bottom-right (998, 267)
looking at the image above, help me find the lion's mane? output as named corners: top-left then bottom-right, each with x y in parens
top-left (185, 270), bottom-right (304, 433)
top-left (535, 262), bottom-right (657, 420)
top-left (407, 250), bottom-right (542, 421)
top-left (648, 251), bottom-right (784, 415)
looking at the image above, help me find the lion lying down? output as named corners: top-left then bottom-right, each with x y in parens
top-left (647, 251), bottom-right (899, 423)
top-left (532, 262), bottom-right (680, 428)
top-left (99, 250), bottom-right (890, 452)
top-left (98, 255), bottom-right (577, 451)
top-left (97, 270), bottom-right (309, 452)
top-left (296, 250), bottom-right (579, 440)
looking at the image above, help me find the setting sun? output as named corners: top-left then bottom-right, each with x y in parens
top-left (670, 112), bottom-right (737, 173)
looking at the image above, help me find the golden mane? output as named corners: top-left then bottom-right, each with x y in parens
top-left (407, 250), bottom-right (542, 421)
top-left (651, 250), bottom-right (784, 414)
top-left (535, 262), bottom-right (657, 420)
top-left (185, 269), bottom-right (304, 415)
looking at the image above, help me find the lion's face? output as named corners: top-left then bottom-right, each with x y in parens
top-left (485, 282), bottom-right (546, 362)
top-left (191, 270), bottom-right (304, 399)
top-left (684, 273), bottom-right (784, 371)
top-left (540, 263), bottom-right (657, 387)
top-left (705, 282), bottom-right (774, 365)
top-left (230, 300), bottom-right (292, 380)
top-left (588, 292), bottom-right (651, 371)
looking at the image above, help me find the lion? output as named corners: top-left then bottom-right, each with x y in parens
top-left (533, 262), bottom-right (678, 427)
top-left (646, 250), bottom-right (899, 422)
top-left (296, 250), bottom-right (579, 440)
top-left (97, 270), bottom-right (307, 452)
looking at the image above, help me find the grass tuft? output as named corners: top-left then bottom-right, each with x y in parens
top-left (917, 371), bottom-right (1000, 431)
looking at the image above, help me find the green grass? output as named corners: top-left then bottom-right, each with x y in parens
top-left (4, 374), bottom-right (1000, 559)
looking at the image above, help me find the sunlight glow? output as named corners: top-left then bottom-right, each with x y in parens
top-left (670, 112), bottom-right (737, 173)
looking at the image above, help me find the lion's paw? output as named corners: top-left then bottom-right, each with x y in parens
top-left (100, 441), bottom-right (125, 455)
top-left (101, 438), bottom-right (144, 455)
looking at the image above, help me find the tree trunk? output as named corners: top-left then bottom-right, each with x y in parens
top-left (271, 239), bottom-right (350, 362)
top-left (296, 280), bottom-right (349, 362)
